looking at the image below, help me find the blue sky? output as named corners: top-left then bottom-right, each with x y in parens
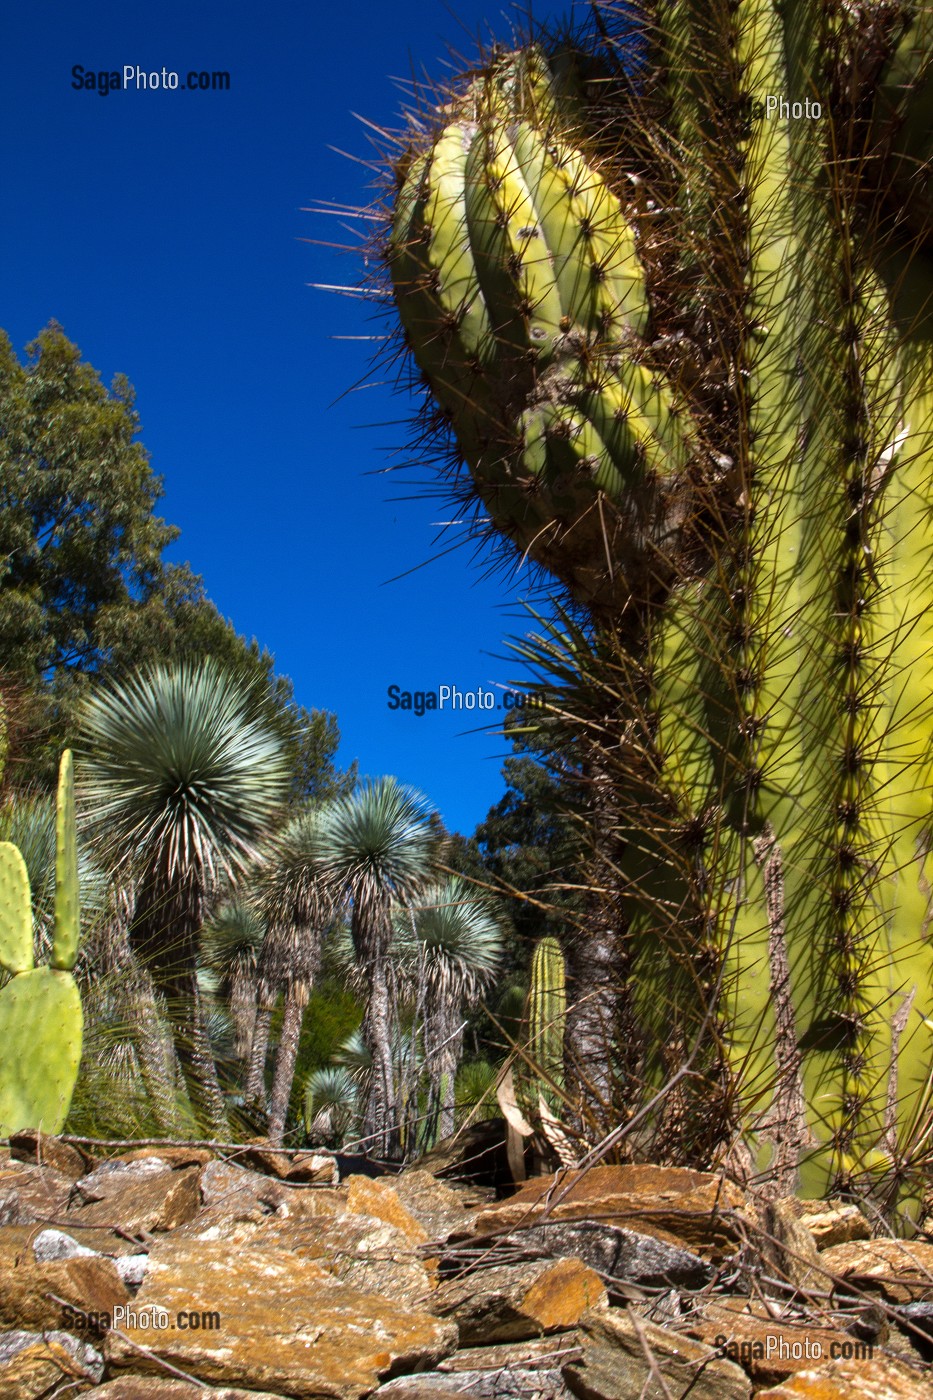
top-left (0, 0), bottom-right (580, 834)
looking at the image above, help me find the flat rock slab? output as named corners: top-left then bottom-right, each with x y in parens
top-left (71, 1159), bottom-right (202, 1234)
top-left (791, 1199), bottom-right (871, 1250)
top-left (345, 1176), bottom-right (431, 1246)
top-left (755, 1351), bottom-right (933, 1398)
top-left (394, 1170), bottom-right (473, 1241)
top-left (84, 1381), bottom-right (291, 1399)
top-left (185, 1158), bottom-right (342, 1236)
top-left (0, 1328), bottom-right (103, 1399)
top-left (686, 1300), bottom-right (848, 1386)
top-left (505, 1220), bottom-right (712, 1291)
top-left (438, 1336), bottom-right (584, 1372)
top-left (0, 1162), bottom-right (75, 1225)
top-left (375, 1366), bottom-right (572, 1399)
top-left (562, 1306), bottom-right (752, 1400)
top-left (431, 1255), bottom-right (606, 1345)
top-left (0, 1225), bottom-right (129, 1331)
top-left (473, 1166), bottom-right (746, 1260)
top-left (819, 1239), bottom-right (933, 1303)
top-left (246, 1210), bottom-right (435, 1304)
top-left (104, 1237), bottom-right (458, 1399)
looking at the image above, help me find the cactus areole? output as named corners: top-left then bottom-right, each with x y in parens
top-left (380, 3), bottom-right (933, 1212)
top-left (0, 752), bottom-right (83, 1136)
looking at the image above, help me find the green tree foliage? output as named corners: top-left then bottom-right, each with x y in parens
top-left (0, 323), bottom-right (352, 800)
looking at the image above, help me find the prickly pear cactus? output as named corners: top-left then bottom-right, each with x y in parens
top-left (0, 751), bottom-right (83, 1136)
top-left (379, 2), bottom-right (933, 1212)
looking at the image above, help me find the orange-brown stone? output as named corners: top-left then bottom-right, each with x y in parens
top-left (431, 1255), bottom-right (605, 1344)
top-left (345, 1175), bottom-right (430, 1245)
top-left (818, 1238), bottom-right (933, 1304)
top-left (755, 1352), bottom-right (933, 1398)
top-left (0, 1226), bottom-right (129, 1332)
top-left (473, 1164), bottom-right (746, 1258)
top-left (104, 1237), bottom-right (457, 1399)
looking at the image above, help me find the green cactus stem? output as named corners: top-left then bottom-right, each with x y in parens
top-left (388, 46), bottom-right (704, 613)
top-left (527, 935), bottom-right (567, 1105)
top-left (377, 2), bottom-right (933, 1213)
top-left (0, 751), bottom-right (83, 1136)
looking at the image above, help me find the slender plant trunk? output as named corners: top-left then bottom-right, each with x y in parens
top-left (126, 966), bottom-right (186, 1135)
top-left (362, 950), bottom-right (397, 1158)
top-left (245, 1005), bottom-right (273, 1112)
top-left (171, 968), bottom-right (229, 1139)
top-left (230, 971), bottom-right (257, 1063)
top-left (562, 919), bottom-right (627, 1140)
top-left (268, 991), bottom-right (306, 1145)
top-left (437, 1012), bottom-right (463, 1143)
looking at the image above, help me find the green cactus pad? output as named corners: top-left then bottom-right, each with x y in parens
top-left (0, 967), bottom-right (83, 1135)
top-left (0, 843), bottom-right (33, 975)
top-left (53, 750), bottom-right (80, 971)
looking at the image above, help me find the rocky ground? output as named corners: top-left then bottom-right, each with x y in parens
top-left (1, 1126), bottom-right (932, 1398)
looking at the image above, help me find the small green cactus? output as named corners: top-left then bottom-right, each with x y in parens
top-left (0, 751), bottom-right (83, 1137)
top-left (527, 935), bottom-right (567, 1105)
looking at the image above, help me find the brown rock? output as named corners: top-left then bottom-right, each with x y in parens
top-left (235, 1143), bottom-right (294, 1177)
top-left (755, 1351), bottom-right (932, 1398)
top-left (110, 1145), bottom-right (216, 1169)
top-left (104, 1237), bottom-right (458, 1399)
top-left (686, 1300), bottom-right (847, 1385)
top-left (8, 1130), bottom-right (90, 1177)
top-left (819, 1239), bottom-right (933, 1304)
top-left (375, 1372), bottom-right (570, 1400)
top-left (285, 1152), bottom-right (338, 1184)
top-left (505, 1220), bottom-right (712, 1291)
top-left (191, 1159), bottom-right (337, 1226)
top-left (371, 1382), bottom-right (485, 1400)
top-left (0, 1329), bottom-right (103, 1398)
top-left (70, 1159), bottom-right (202, 1234)
top-left (287, 1209), bottom-right (431, 1293)
top-left (563, 1307), bottom-right (752, 1400)
top-left (473, 1165), bottom-right (747, 1260)
top-left (393, 1170), bottom-right (472, 1240)
top-left (0, 1162), bottom-right (75, 1225)
top-left (84, 1382), bottom-right (290, 1398)
top-left (438, 1336), bottom-right (584, 1372)
top-left (187, 1158), bottom-right (341, 1236)
top-left (0, 1225), bottom-right (129, 1332)
top-left (792, 1199), bottom-right (871, 1249)
top-left (432, 1255), bottom-right (606, 1345)
top-left (755, 1198), bottom-right (826, 1294)
top-left (255, 1210), bottom-right (435, 1303)
top-left (346, 1176), bottom-right (431, 1246)
top-left (232, 1143), bottom-right (337, 1182)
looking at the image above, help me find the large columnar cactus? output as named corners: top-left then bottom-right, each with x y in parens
top-left (380, 2), bottom-right (933, 1211)
top-left (0, 751), bottom-right (83, 1136)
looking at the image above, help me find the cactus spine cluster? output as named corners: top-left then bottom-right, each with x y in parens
top-left (382, 2), bottom-right (933, 1209)
top-left (0, 751), bottom-right (83, 1136)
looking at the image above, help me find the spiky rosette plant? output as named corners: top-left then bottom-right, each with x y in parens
top-left (367, 1), bottom-right (933, 1214)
